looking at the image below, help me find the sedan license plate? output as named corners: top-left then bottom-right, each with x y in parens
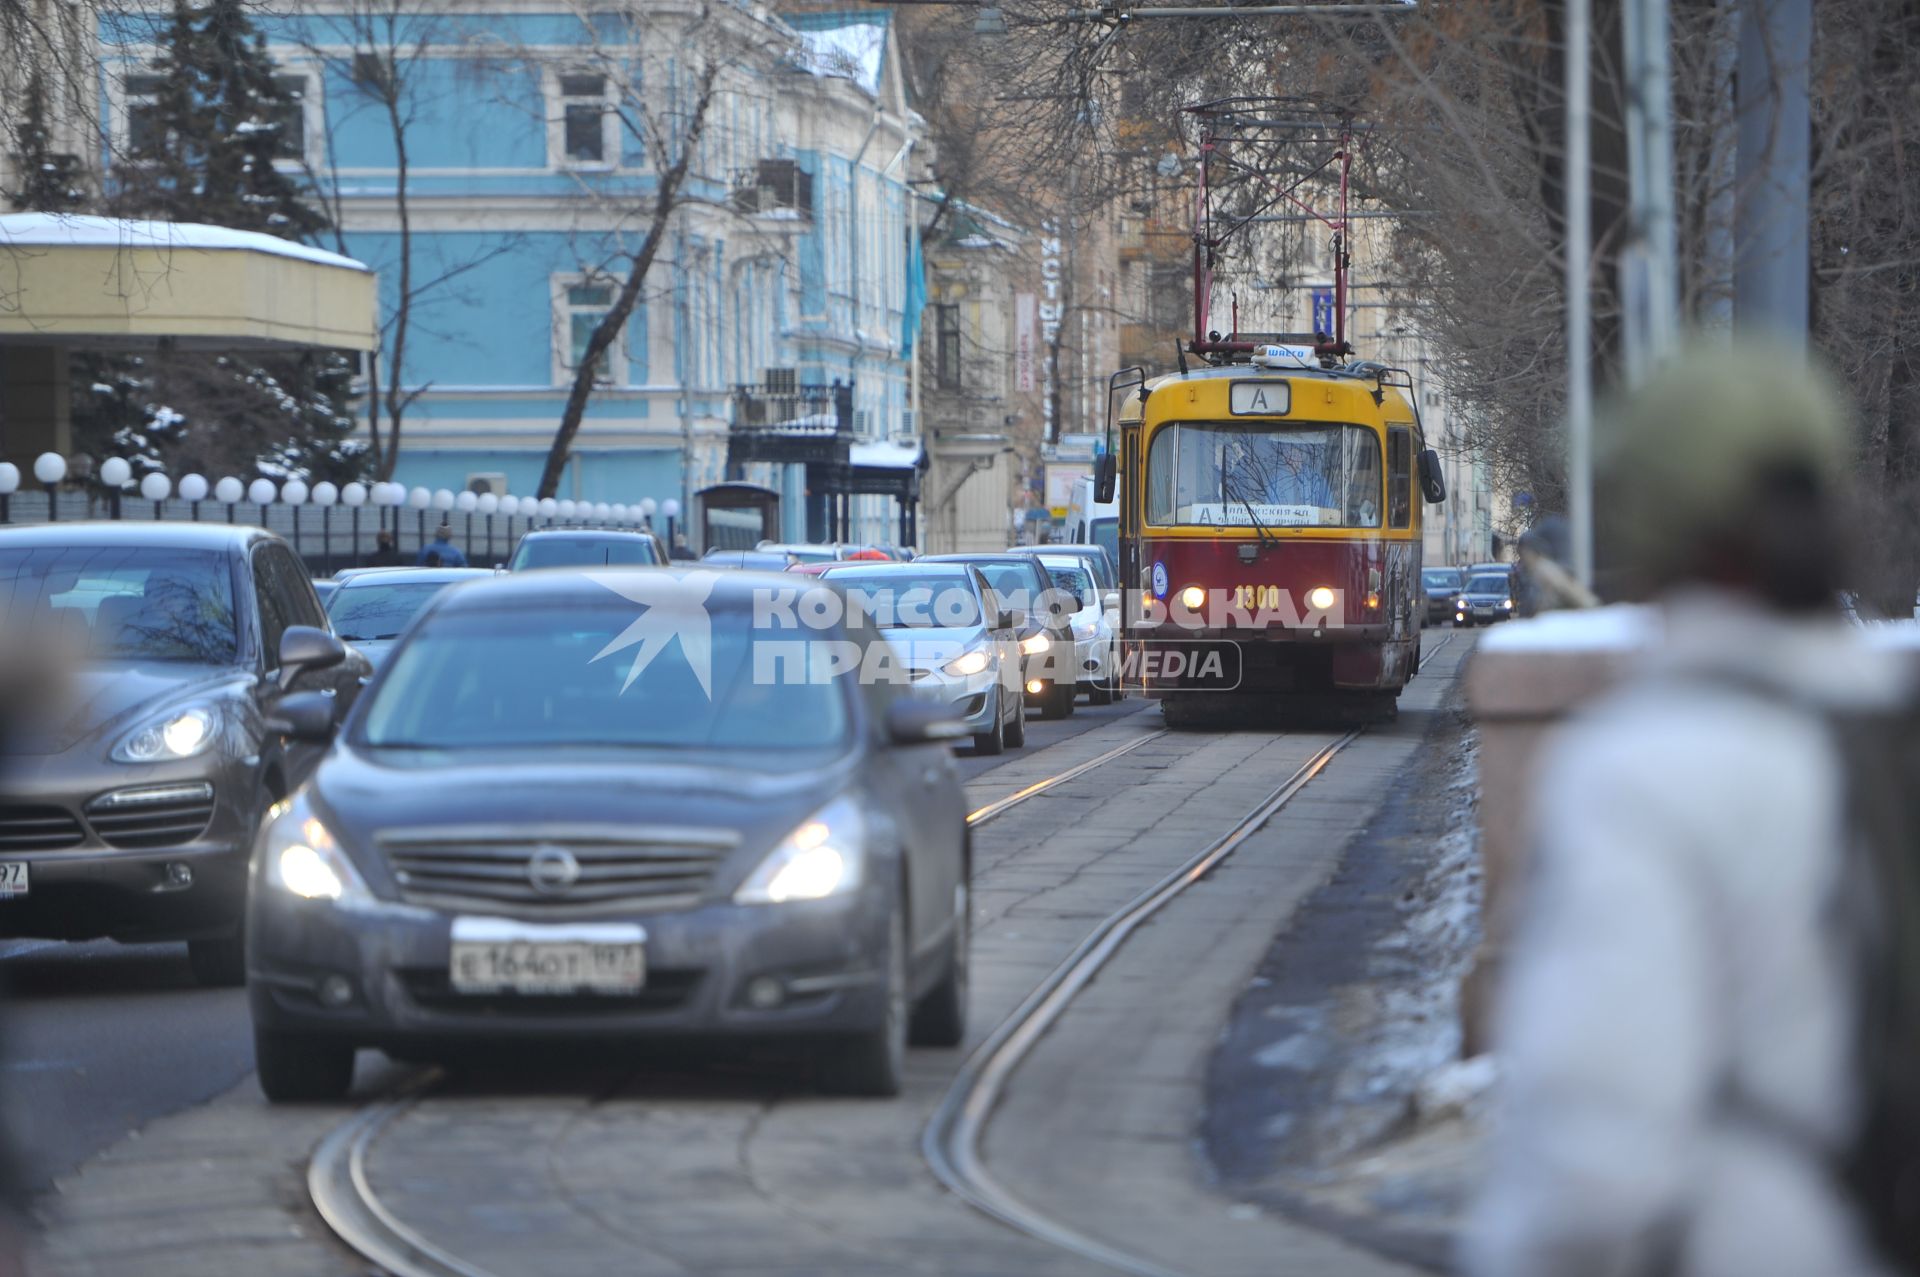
top-left (449, 917), bottom-right (645, 995)
top-left (0, 863), bottom-right (26, 899)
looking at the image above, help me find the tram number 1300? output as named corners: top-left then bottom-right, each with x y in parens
top-left (1233, 584), bottom-right (1285, 609)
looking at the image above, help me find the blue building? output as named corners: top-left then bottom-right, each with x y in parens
top-left (98, 2), bottom-right (925, 545)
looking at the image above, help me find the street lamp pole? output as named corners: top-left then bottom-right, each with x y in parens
top-left (1565, 0), bottom-right (1594, 588)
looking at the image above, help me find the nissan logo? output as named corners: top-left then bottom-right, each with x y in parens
top-left (526, 845), bottom-right (581, 895)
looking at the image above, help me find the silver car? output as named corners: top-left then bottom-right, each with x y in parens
top-left (325, 567), bottom-right (491, 667)
top-left (822, 562), bottom-right (1026, 755)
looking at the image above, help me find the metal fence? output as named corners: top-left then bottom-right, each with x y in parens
top-left (0, 489), bottom-right (662, 577)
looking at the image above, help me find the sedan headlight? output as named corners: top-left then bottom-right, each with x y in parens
top-left (1019, 632), bottom-right (1051, 656)
top-left (258, 793), bottom-right (371, 905)
top-left (1071, 619), bottom-right (1099, 641)
top-left (945, 646), bottom-right (992, 677)
top-left (735, 797), bottom-right (866, 905)
top-left (113, 705), bottom-right (217, 763)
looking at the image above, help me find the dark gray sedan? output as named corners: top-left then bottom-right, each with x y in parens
top-left (248, 569), bottom-right (971, 1101)
top-left (0, 523), bottom-right (365, 983)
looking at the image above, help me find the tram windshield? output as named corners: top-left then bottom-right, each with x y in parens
top-left (1145, 421), bottom-right (1382, 528)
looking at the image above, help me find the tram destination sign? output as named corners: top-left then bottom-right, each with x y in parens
top-left (1229, 381), bottom-right (1292, 415)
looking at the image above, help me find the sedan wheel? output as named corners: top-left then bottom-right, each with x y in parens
top-left (255, 1029), bottom-right (356, 1102)
top-left (1004, 696), bottom-right (1026, 748)
top-left (820, 906), bottom-right (908, 1097)
top-left (972, 691), bottom-right (1007, 755)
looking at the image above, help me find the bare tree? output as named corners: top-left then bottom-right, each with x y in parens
top-left (298, 0), bottom-right (519, 482)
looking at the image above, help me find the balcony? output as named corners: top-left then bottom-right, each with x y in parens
top-left (728, 380), bottom-right (852, 468)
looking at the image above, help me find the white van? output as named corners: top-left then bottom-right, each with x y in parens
top-left (1064, 475), bottom-right (1119, 571)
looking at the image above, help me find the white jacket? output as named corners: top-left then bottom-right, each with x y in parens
top-left (1464, 590), bottom-right (1912, 1277)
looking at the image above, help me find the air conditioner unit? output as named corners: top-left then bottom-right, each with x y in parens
top-left (465, 472), bottom-right (508, 496)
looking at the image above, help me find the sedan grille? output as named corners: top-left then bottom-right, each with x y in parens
top-left (378, 826), bottom-right (739, 913)
top-left (0, 806), bottom-right (84, 852)
top-left (86, 785), bottom-right (217, 850)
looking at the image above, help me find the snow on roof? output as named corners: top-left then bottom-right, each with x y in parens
top-left (851, 439), bottom-right (922, 469)
top-left (1476, 605), bottom-right (1663, 653)
top-left (789, 14), bottom-right (887, 97)
top-left (0, 214), bottom-right (369, 272)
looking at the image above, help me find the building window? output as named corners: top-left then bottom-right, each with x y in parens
top-left (934, 304), bottom-right (961, 390)
top-left (270, 74), bottom-right (310, 163)
top-left (551, 72), bottom-right (613, 167)
top-left (123, 72), bottom-right (166, 159)
top-left (555, 279), bottom-right (623, 386)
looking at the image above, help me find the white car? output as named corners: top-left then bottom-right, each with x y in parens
top-left (1038, 554), bottom-right (1119, 704)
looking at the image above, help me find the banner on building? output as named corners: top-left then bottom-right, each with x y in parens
top-left (1014, 293), bottom-right (1037, 393)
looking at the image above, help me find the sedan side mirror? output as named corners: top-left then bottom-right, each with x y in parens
top-left (267, 689), bottom-right (338, 743)
top-left (885, 698), bottom-right (969, 745)
top-left (278, 625), bottom-right (346, 691)
top-left (996, 609), bottom-right (1015, 631)
top-left (1418, 448), bottom-right (1447, 504)
top-left (1102, 590), bottom-right (1120, 613)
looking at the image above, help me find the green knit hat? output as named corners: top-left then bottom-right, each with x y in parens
top-left (1598, 338), bottom-right (1850, 582)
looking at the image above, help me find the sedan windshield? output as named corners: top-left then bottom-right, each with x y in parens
top-left (0, 545), bottom-right (238, 663)
top-left (361, 604), bottom-right (850, 755)
top-left (829, 573), bottom-right (981, 629)
top-left (511, 537), bottom-right (659, 570)
top-left (1147, 421), bottom-right (1382, 528)
top-left (1466, 574), bottom-right (1510, 594)
top-left (1422, 569), bottom-right (1464, 590)
top-left (1042, 563), bottom-right (1095, 607)
top-left (327, 582), bottom-right (453, 642)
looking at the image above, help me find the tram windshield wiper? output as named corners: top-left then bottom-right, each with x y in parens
top-left (1222, 475), bottom-right (1279, 553)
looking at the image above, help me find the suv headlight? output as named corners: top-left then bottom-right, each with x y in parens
top-left (735, 797), bottom-right (866, 905)
top-left (945, 646), bottom-right (992, 677)
top-left (113, 705), bottom-right (218, 763)
top-left (258, 793), bottom-right (371, 905)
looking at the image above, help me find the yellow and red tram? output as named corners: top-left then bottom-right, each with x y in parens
top-left (1097, 345), bottom-right (1445, 722)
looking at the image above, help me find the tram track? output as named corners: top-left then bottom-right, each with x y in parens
top-left (922, 729), bottom-right (1362, 1277)
top-left (304, 700), bottom-right (1386, 1277)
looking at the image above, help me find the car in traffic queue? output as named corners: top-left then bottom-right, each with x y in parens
top-left (1036, 554), bottom-right (1121, 705)
top-left (819, 561), bottom-right (1027, 755)
top-left (0, 524), bottom-right (367, 984)
top-left (246, 569), bottom-right (973, 1101)
top-left (507, 528), bottom-right (664, 570)
top-left (324, 567), bottom-right (492, 668)
top-left (1007, 543), bottom-right (1118, 595)
top-left (1453, 570), bottom-right (1517, 626)
top-left (918, 554), bottom-right (1078, 719)
top-left (1420, 566), bottom-right (1466, 625)
top-left (701, 548), bottom-right (798, 571)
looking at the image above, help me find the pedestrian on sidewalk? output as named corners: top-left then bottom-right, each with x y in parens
top-left (365, 530), bottom-right (404, 567)
top-left (417, 523), bottom-right (467, 567)
top-left (1464, 342), bottom-right (1916, 1277)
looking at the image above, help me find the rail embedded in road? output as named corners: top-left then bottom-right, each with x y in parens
top-left (924, 730), bottom-right (1363, 1277)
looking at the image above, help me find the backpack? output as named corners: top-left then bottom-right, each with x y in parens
top-left (1835, 705), bottom-right (1920, 1271)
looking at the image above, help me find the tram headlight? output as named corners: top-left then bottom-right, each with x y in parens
top-left (1178, 585), bottom-right (1206, 611)
top-left (1307, 585), bottom-right (1338, 612)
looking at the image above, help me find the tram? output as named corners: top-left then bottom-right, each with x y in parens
top-left (1093, 100), bottom-right (1448, 722)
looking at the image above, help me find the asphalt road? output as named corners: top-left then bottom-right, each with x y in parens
top-left (0, 695), bottom-right (1147, 1196)
top-left (0, 940), bottom-right (250, 1191)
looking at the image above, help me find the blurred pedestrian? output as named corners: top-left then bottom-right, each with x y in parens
top-left (417, 523), bottom-right (467, 567)
top-left (1465, 342), bottom-right (1915, 1277)
top-left (669, 534), bottom-right (695, 562)
top-left (365, 530), bottom-right (404, 567)
top-left (1514, 514), bottom-right (1598, 616)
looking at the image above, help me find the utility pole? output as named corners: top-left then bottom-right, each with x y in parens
top-left (1733, 0), bottom-right (1811, 345)
top-left (1565, 0), bottom-right (1594, 586)
top-left (1619, 0), bottom-right (1677, 383)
